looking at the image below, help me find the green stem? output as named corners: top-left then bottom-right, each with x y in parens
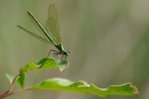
top-left (0, 74), bottom-right (20, 99)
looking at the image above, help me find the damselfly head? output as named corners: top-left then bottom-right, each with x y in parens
top-left (65, 50), bottom-right (70, 56)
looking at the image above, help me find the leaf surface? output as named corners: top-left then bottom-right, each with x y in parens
top-left (29, 78), bottom-right (138, 97)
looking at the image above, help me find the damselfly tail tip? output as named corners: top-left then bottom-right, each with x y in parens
top-left (17, 25), bottom-right (20, 28)
top-left (17, 25), bottom-right (23, 30)
top-left (27, 11), bottom-right (32, 16)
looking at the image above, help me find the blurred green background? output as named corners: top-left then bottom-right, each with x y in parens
top-left (0, 0), bottom-right (149, 99)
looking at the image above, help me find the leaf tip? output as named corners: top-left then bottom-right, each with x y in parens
top-left (125, 82), bottom-right (139, 94)
top-left (5, 73), bottom-right (14, 83)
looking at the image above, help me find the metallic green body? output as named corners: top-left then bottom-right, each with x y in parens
top-left (18, 4), bottom-right (70, 58)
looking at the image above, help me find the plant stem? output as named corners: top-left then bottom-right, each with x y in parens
top-left (0, 74), bottom-right (20, 99)
top-left (2, 88), bottom-right (28, 98)
top-left (9, 74), bottom-right (20, 91)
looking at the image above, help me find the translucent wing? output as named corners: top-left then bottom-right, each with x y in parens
top-left (46, 4), bottom-right (62, 45)
top-left (17, 25), bottom-right (51, 44)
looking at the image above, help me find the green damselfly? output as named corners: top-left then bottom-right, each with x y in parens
top-left (18, 4), bottom-right (70, 59)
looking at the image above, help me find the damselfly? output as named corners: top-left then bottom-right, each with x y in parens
top-left (18, 4), bottom-right (70, 59)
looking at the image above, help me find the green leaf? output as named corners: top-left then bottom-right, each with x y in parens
top-left (55, 59), bottom-right (69, 71)
top-left (17, 58), bottom-right (68, 89)
top-left (19, 58), bottom-right (68, 73)
top-left (28, 78), bottom-right (138, 97)
top-left (16, 74), bottom-right (26, 89)
top-left (5, 73), bottom-right (14, 83)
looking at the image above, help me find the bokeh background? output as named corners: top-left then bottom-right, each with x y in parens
top-left (0, 0), bottom-right (149, 99)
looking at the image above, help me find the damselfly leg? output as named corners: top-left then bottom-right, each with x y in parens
top-left (48, 49), bottom-right (67, 60)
